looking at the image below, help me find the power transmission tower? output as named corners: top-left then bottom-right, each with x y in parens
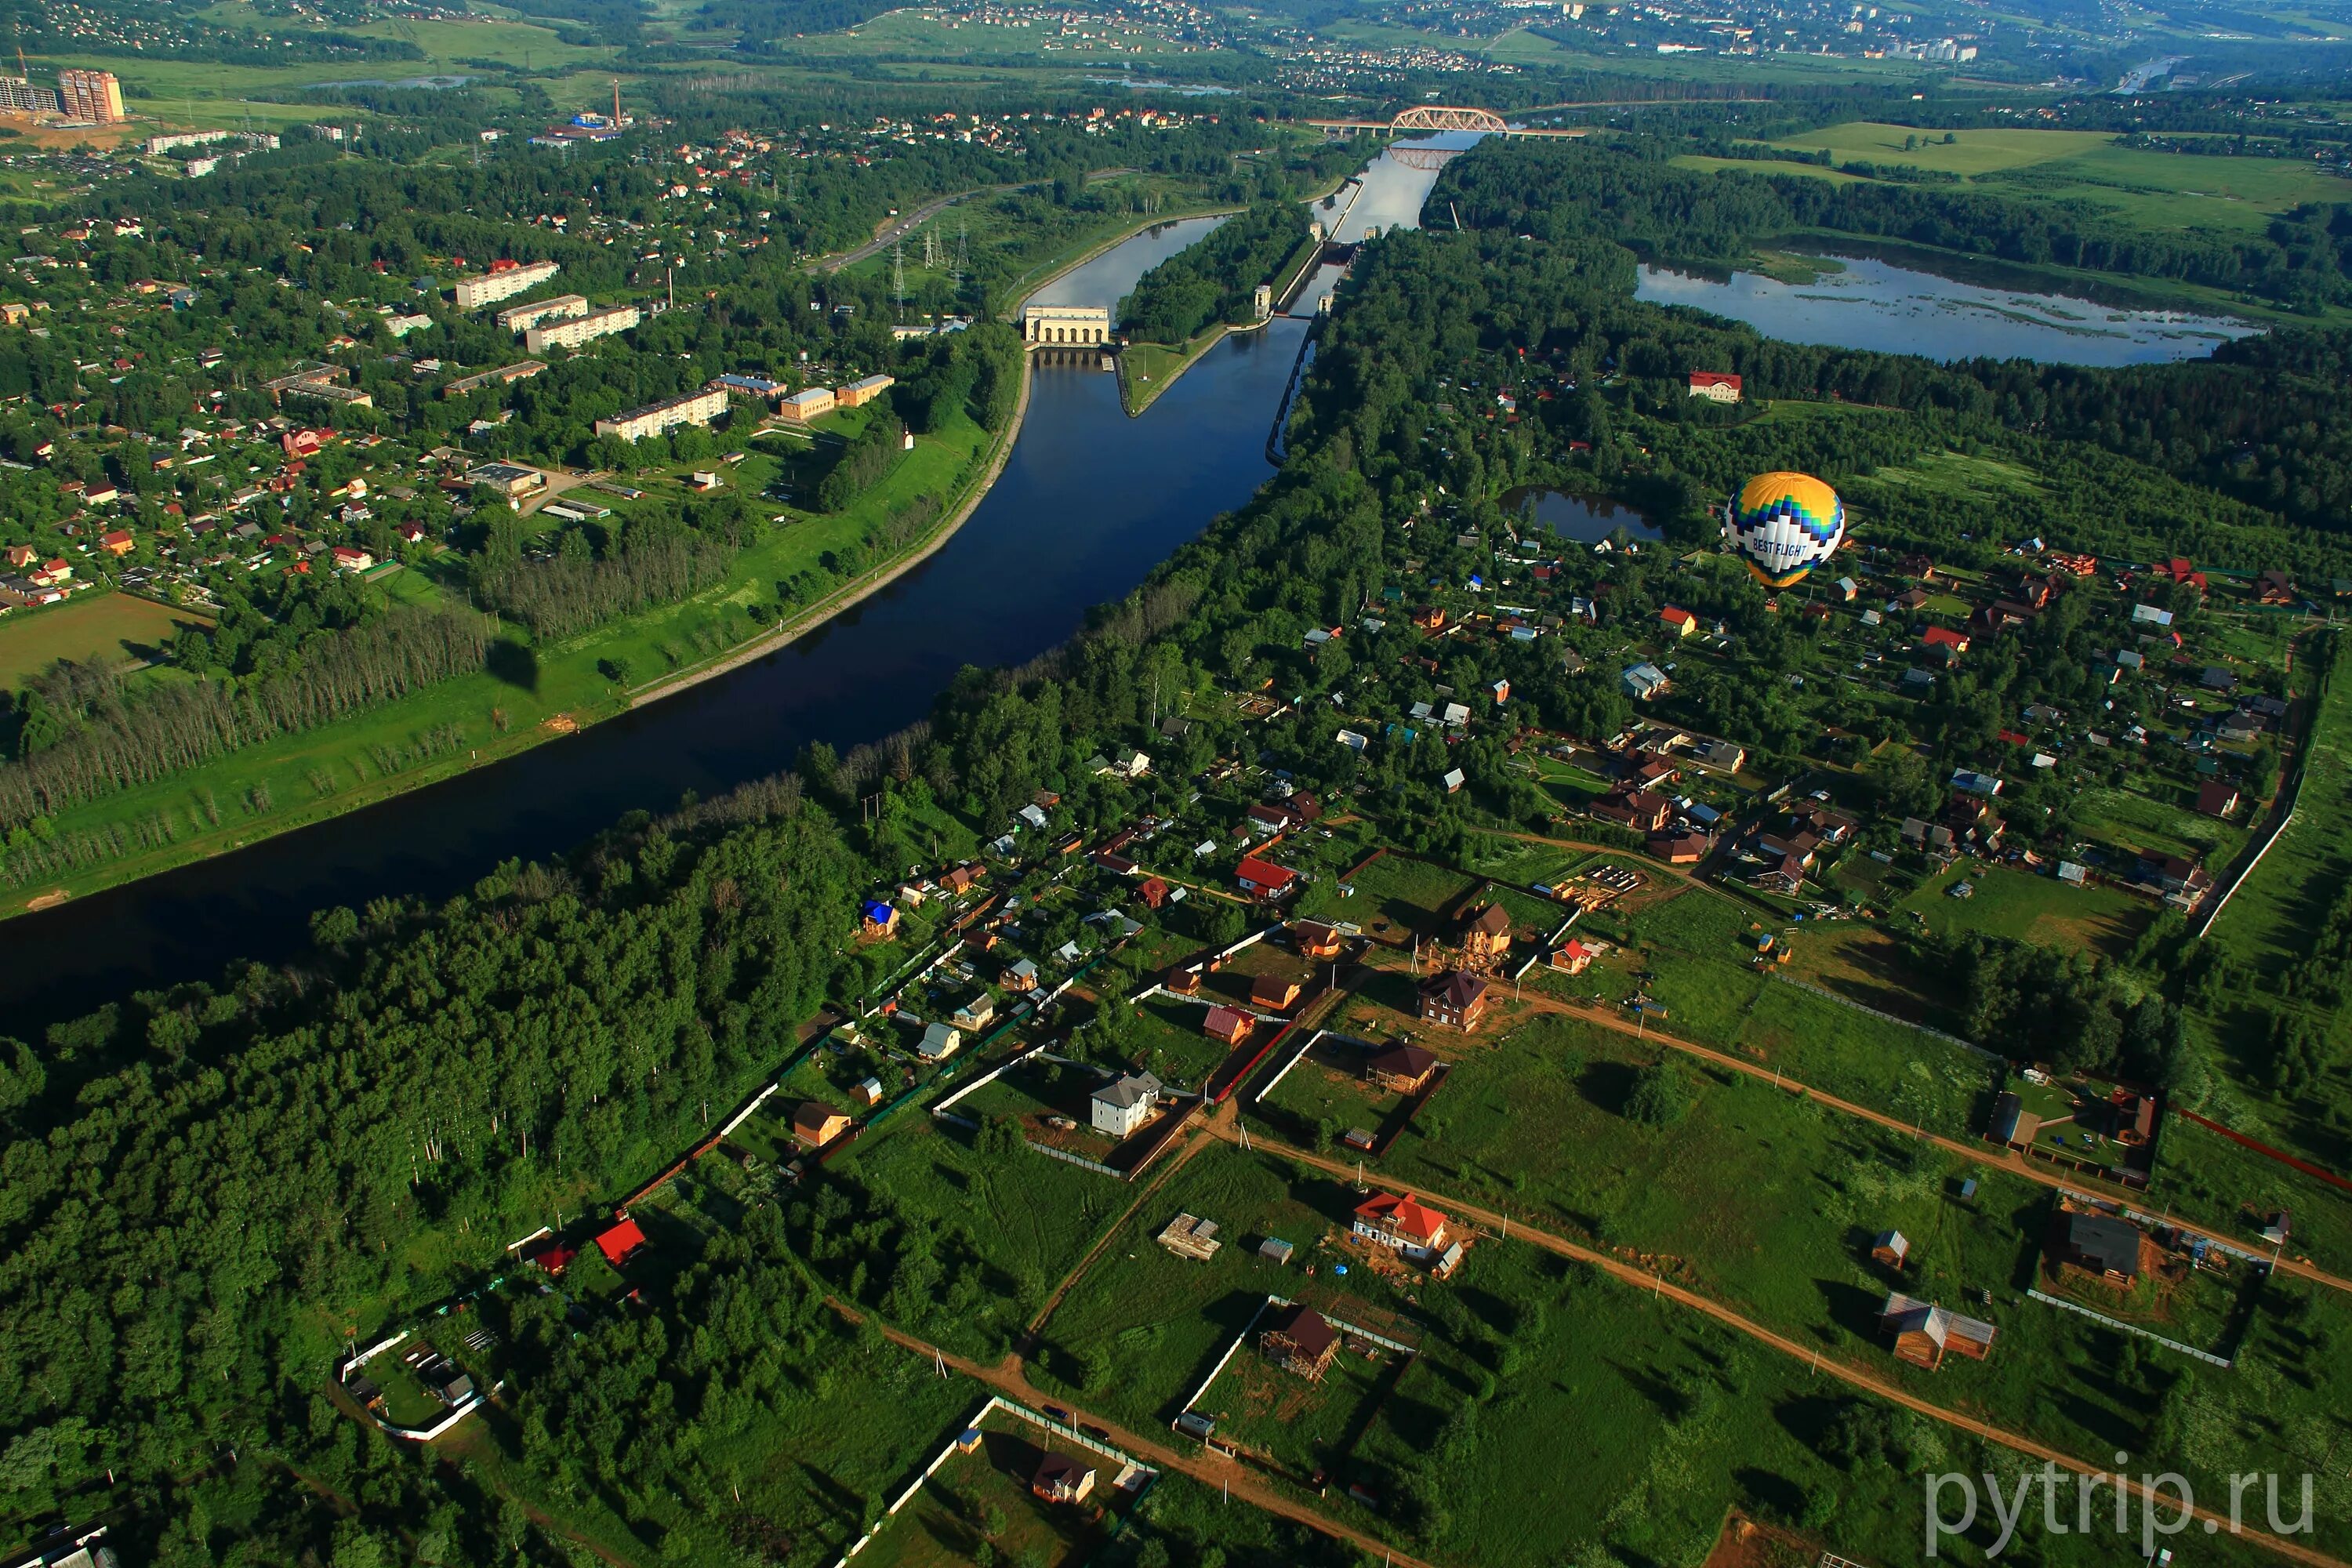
top-left (892, 237), bottom-right (906, 323)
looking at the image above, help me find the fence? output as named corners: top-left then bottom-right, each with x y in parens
top-left (1175, 1294), bottom-right (1277, 1423)
top-left (2025, 1289), bottom-right (2233, 1368)
top-left (2172, 1106), bottom-right (2352, 1196)
top-left (1253, 1028), bottom-right (1370, 1107)
top-left (829, 1394), bottom-right (1159, 1568)
top-left (1029, 1139), bottom-right (1125, 1180)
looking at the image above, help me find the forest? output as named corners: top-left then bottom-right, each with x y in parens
top-left (1118, 200), bottom-right (1312, 345)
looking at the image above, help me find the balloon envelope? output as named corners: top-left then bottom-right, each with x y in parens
top-left (1726, 471), bottom-right (1845, 586)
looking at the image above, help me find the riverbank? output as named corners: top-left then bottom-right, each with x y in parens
top-left (0, 206), bottom-right (1221, 921)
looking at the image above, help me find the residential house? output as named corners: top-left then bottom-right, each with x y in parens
top-left (1590, 786), bottom-right (1673, 835)
top-left (1659, 604), bottom-right (1697, 638)
top-left (1091, 1071), bottom-right (1163, 1137)
top-left (97, 529), bottom-right (133, 557)
top-left (1203, 1006), bottom-right (1254, 1047)
top-left (860, 899), bottom-right (898, 938)
top-left (1236, 855), bottom-right (1296, 901)
top-left (1250, 971), bottom-right (1301, 1011)
top-left (1650, 829), bottom-right (1713, 865)
top-left (1621, 662), bottom-right (1671, 702)
top-left (2258, 568), bottom-right (2296, 605)
top-left (1458, 902), bottom-right (1512, 960)
top-left (593, 1215), bottom-right (647, 1267)
top-left (1364, 1041), bottom-right (1438, 1094)
top-left (1417, 970), bottom-right (1489, 1030)
top-left (1294, 921), bottom-right (1343, 960)
top-left (1922, 626), bottom-right (1969, 657)
top-left (1687, 370), bottom-right (1742, 403)
top-left (917, 1021), bottom-right (962, 1062)
top-left (792, 1102), bottom-right (850, 1147)
top-left (1002, 957), bottom-right (1040, 993)
top-left (1352, 1190), bottom-right (1464, 1276)
top-left (2060, 1213), bottom-right (2143, 1283)
top-left (2196, 780), bottom-right (2240, 819)
top-left (952, 994), bottom-right (996, 1032)
top-left (1260, 1302), bottom-right (1340, 1380)
top-left (1549, 938), bottom-right (1597, 975)
top-left (1878, 1292), bottom-right (1996, 1370)
top-left (1032, 1453), bottom-right (1096, 1506)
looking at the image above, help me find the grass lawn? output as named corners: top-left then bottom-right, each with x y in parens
top-left (859, 1415), bottom-right (1130, 1568)
top-left (2208, 630), bottom-right (2346, 979)
top-left (1303, 852), bottom-right (1479, 939)
top-left (1987, 143), bottom-right (2352, 235)
top-left (1896, 861), bottom-right (2154, 960)
top-left (1762, 123), bottom-right (2117, 178)
top-left (1670, 154), bottom-right (1873, 185)
top-left (0, 590), bottom-right (214, 688)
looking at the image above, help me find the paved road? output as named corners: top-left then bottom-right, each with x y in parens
top-left (815, 184), bottom-right (1010, 274)
top-left (1208, 1113), bottom-right (2349, 1568)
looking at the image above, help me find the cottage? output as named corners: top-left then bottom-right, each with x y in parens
top-left (1878, 1292), bottom-right (1996, 1370)
top-left (1549, 938), bottom-right (1596, 975)
top-left (952, 993), bottom-right (997, 1032)
top-left (1353, 1190), bottom-right (1462, 1275)
top-left (1294, 920), bottom-right (1343, 960)
top-left (1002, 956), bottom-right (1040, 993)
top-left (1032, 1453), bottom-right (1096, 1506)
top-left (97, 529), bottom-right (134, 557)
top-left (1203, 1006), bottom-right (1254, 1047)
top-left (2196, 780), bottom-right (2240, 819)
top-left (1260, 1302), bottom-right (1341, 1380)
top-left (1659, 604), bottom-right (1698, 638)
top-left (1458, 902), bottom-right (1512, 959)
top-left (1621, 662), bottom-right (1671, 702)
top-left (1236, 855), bottom-right (1295, 901)
top-left (1091, 1071), bottom-right (1163, 1137)
top-left (593, 1215), bottom-right (647, 1268)
top-left (793, 1102), bottom-right (850, 1147)
top-left (1365, 1040), bottom-right (1439, 1094)
top-left (918, 1021), bottom-right (963, 1062)
top-left (1250, 971), bottom-right (1301, 1011)
top-left (1417, 970), bottom-right (1488, 1030)
top-left (860, 899), bottom-right (899, 938)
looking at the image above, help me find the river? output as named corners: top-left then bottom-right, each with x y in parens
top-left (0, 137), bottom-right (1464, 1024)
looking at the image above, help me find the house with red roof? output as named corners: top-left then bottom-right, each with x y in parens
top-left (1235, 855), bottom-right (1294, 901)
top-left (2163, 557), bottom-right (2208, 592)
top-left (1687, 371), bottom-right (1742, 404)
top-left (1922, 626), bottom-right (1969, 655)
top-left (1549, 938), bottom-right (1597, 975)
top-left (1353, 1190), bottom-right (1466, 1276)
top-left (1659, 605), bottom-right (1698, 639)
top-left (593, 1215), bottom-right (647, 1267)
top-left (528, 1242), bottom-right (576, 1276)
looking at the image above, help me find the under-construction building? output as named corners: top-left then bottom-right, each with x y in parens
top-left (56, 69), bottom-right (125, 125)
top-left (0, 74), bottom-right (60, 118)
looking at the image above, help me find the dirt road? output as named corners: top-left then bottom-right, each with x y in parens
top-left (1508, 989), bottom-right (2352, 1298)
top-left (1209, 1116), bottom-right (2349, 1568)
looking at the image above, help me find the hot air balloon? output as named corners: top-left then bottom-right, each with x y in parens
top-left (1725, 471), bottom-right (1846, 587)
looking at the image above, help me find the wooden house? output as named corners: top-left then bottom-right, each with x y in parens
top-left (1260, 1302), bottom-right (1340, 1381)
top-left (1364, 1041), bottom-right (1438, 1094)
top-left (1871, 1229), bottom-right (1910, 1269)
top-left (1294, 921), bottom-right (1343, 960)
top-left (1250, 971), bottom-right (1301, 1011)
top-left (793, 1102), bottom-right (850, 1148)
top-left (1878, 1291), bottom-right (1995, 1370)
top-left (1203, 1006), bottom-right (1254, 1047)
top-left (1458, 903), bottom-right (1512, 960)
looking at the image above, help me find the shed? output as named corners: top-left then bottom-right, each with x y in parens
top-left (1258, 1237), bottom-right (1295, 1266)
top-left (1871, 1229), bottom-right (1910, 1268)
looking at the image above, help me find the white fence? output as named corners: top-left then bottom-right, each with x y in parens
top-left (2025, 1289), bottom-right (2233, 1368)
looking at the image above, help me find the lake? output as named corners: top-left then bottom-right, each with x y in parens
top-left (1504, 488), bottom-right (1662, 545)
top-left (1636, 255), bottom-right (2260, 366)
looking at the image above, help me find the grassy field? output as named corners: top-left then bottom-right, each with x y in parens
top-left (859, 1413), bottom-right (1127, 1568)
top-left (1988, 142), bottom-right (2352, 235)
top-left (1894, 861), bottom-right (2154, 960)
top-left (1765, 123), bottom-right (2116, 177)
top-left (1671, 154), bottom-right (1872, 185)
top-left (0, 410), bottom-right (1000, 911)
top-left (0, 591), bottom-right (213, 688)
top-left (2209, 631), bottom-right (2346, 979)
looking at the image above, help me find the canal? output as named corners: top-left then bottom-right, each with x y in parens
top-left (0, 136), bottom-right (1465, 1022)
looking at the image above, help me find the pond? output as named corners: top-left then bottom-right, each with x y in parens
top-left (1504, 488), bottom-right (1662, 545)
top-left (1635, 255), bottom-right (2260, 367)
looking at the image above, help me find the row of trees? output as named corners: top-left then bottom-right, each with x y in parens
top-left (1120, 200), bottom-right (1312, 345)
top-left (0, 606), bottom-right (493, 829)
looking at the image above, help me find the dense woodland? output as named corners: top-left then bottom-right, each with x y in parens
top-left (1119, 199), bottom-right (1312, 345)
